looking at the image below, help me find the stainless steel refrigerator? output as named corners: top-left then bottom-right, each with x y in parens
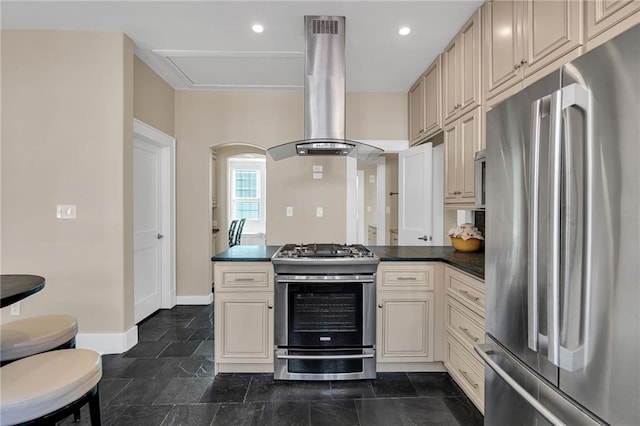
top-left (476, 24), bottom-right (639, 426)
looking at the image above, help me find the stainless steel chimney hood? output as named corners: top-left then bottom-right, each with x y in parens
top-left (267, 16), bottom-right (383, 161)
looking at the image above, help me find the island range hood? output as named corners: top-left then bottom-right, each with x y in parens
top-left (267, 16), bottom-right (383, 161)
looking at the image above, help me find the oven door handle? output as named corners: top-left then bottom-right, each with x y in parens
top-left (276, 275), bottom-right (375, 284)
top-left (275, 349), bottom-right (375, 360)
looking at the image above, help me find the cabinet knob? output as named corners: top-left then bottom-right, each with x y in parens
top-left (520, 59), bottom-right (528, 65)
top-left (378, 303), bottom-right (383, 309)
top-left (268, 304), bottom-right (273, 309)
top-left (514, 64), bottom-right (520, 70)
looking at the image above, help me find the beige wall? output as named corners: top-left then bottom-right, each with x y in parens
top-left (176, 90), bottom-right (407, 297)
top-left (133, 56), bottom-right (175, 137)
top-left (1, 30), bottom-right (134, 334)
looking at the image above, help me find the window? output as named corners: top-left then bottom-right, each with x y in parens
top-left (228, 155), bottom-right (266, 235)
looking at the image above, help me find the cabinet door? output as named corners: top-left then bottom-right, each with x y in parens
top-left (586, 0), bottom-right (640, 40)
top-left (443, 121), bottom-right (460, 202)
top-left (423, 56), bottom-right (442, 138)
top-left (408, 77), bottom-right (425, 145)
top-left (215, 292), bottom-right (274, 363)
top-left (442, 37), bottom-right (459, 124)
top-left (459, 9), bottom-right (482, 116)
top-left (377, 292), bottom-right (433, 362)
top-left (484, 0), bottom-right (523, 99)
top-left (458, 108), bottom-right (481, 203)
top-left (523, 0), bottom-right (583, 76)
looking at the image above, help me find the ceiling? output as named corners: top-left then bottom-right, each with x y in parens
top-left (1, 1), bottom-right (483, 93)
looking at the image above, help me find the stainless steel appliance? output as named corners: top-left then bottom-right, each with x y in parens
top-left (272, 243), bottom-right (379, 380)
top-left (267, 16), bottom-right (382, 161)
top-left (474, 149), bottom-right (486, 209)
top-left (476, 25), bottom-right (639, 425)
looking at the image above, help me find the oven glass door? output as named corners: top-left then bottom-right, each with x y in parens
top-left (287, 282), bottom-right (363, 348)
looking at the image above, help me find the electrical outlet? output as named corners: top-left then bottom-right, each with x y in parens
top-left (10, 302), bottom-right (20, 316)
top-left (56, 204), bottom-right (77, 219)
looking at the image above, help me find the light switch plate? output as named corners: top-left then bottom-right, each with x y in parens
top-left (316, 207), bottom-right (323, 217)
top-left (56, 204), bottom-right (77, 219)
top-left (313, 165), bottom-right (323, 172)
top-left (286, 206), bottom-right (293, 217)
top-left (313, 172), bottom-right (323, 180)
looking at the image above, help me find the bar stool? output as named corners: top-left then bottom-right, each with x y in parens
top-left (0, 348), bottom-right (102, 425)
top-left (0, 314), bottom-right (78, 365)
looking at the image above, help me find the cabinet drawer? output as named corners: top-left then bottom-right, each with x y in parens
top-left (446, 296), bottom-right (485, 354)
top-left (445, 333), bottom-right (484, 412)
top-left (215, 263), bottom-right (273, 291)
top-left (445, 267), bottom-right (484, 316)
top-left (378, 263), bottom-right (435, 291)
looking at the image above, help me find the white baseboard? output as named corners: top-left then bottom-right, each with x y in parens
top-left (76, 326), bottom-right (138, 355)
top-left (177, 293), bottom-right (213, 305)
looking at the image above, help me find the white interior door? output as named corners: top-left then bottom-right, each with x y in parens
top-left (134, 138), bottom-right (163, 322)
top-left (399, 142), bottom-right (436, 245)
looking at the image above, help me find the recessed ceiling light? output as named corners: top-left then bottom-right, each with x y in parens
top-left (398, 27), bottom-right (411, 36)
top-left (252, 24), bottom-right (264, 33)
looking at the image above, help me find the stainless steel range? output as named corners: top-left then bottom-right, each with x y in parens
top-left (272, 243), bottom-right (379, 381)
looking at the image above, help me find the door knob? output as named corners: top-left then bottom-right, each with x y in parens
top-left (418, 235), bottom-right (431, 241)
top-left (157, 233), bottom-right (164, 239)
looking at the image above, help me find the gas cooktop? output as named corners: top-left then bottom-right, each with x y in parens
top-left (271, 244), bottom-right (379, 274)
top-left (273, 243), bottom-right (376, 259)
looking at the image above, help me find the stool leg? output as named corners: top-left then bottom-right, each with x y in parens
top-left (88, 385), bottom-right (102, 426)
top-left (73, 408), bottom-right (81, 422)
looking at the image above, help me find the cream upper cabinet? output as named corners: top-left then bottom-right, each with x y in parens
top-left (408, 56), bottom-right (442, 145)
top-left (444, 107), bottom-right (482, 207)
top-left (408, 76), bottom-right (425, 144)
top-left (585, 0), bottom-right (640, 49)
top-left (485, 0), bottom-right (583, 100)
top-left (444, 8), bottom-right (482, 124)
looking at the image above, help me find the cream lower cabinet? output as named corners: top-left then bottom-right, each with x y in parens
top-left (443, 266), bottom-right (486, 413)
top-left (214, 262), bottom-right (274, 373)
top-left (376, 262), bottom-right (444, 371)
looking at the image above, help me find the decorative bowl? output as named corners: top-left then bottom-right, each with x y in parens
top-left (451, 237), bottom-right (482, 253)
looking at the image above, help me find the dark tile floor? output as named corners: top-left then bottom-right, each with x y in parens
top-left (59, 304), bottom-right (483, 426)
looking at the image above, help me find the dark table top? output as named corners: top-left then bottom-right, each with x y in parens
top-left (212, 245), bottom-right (484, 279)
top-left (0, 274), bottom-right (45, 308)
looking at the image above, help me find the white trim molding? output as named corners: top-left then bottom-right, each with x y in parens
top-left (177, 294), bottom-right (214, 305)
top-left (76, 326), bottom-right (138, 355)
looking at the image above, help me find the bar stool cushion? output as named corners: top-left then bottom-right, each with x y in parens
top-left (0, 314), bottom-right (77, 362)
top-left (0, 348), bottom-right (102, 425)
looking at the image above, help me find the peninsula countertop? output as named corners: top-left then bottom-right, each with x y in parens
top-left (212, 245), bottom-right (484, 280)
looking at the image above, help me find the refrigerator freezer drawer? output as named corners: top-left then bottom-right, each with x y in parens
top-left (445, 332), bottom-right (484, 413)
top-left (476, 336), bottom-right (604, 426)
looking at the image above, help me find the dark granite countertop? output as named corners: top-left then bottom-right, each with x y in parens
top-left (212, 245), bottom-right (484, 279)
top-left (367, 246), bottom-right (484, 279)
top-left (211, 245), bottom-right (281, 262)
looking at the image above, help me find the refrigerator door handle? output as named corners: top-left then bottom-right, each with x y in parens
top-left (548, 89), bottom-right (563, 367)
top-left (560, 83), bottom-right (590, 372)
top-left (528, 95), bottom-right (551, 352)
top-left (476, 343), bottom-right (568, 426)
top-left (548, 84), bottom-right (590, 371)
